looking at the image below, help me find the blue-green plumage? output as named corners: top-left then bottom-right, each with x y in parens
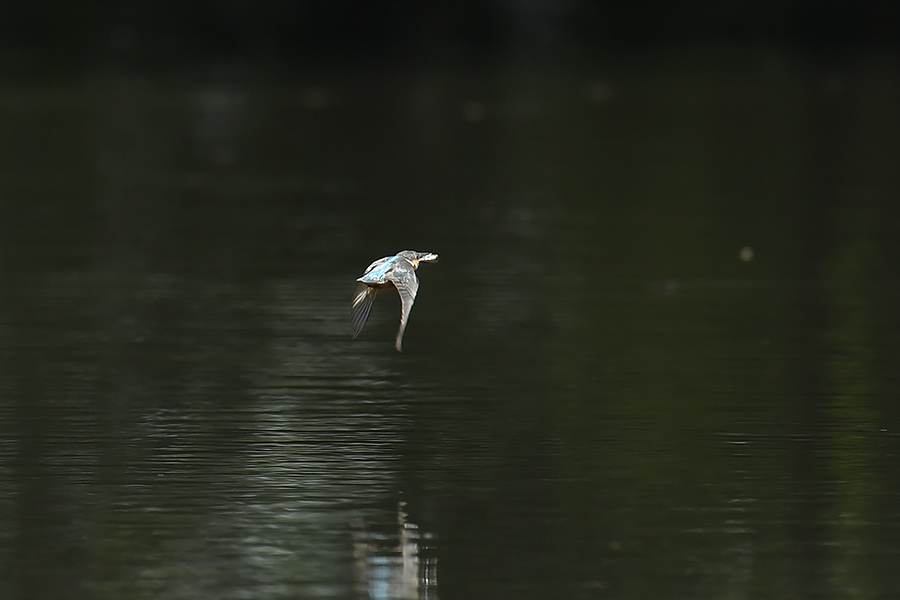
top-left (351, 250), bottom-right (438, 352)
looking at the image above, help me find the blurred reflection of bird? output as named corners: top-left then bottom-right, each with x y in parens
top-left (352, 250), bottom-right (439, 352)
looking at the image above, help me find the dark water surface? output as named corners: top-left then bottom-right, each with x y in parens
top-left (2, 45), bottom-right (900, 599)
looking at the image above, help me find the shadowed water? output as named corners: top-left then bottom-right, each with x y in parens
top-left (1, 44), bottom-right (900, 599)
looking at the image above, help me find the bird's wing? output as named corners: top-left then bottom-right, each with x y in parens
top-left (351, 283), bottom-right (377, 339)
top-left (360, 256), bottom-right (392, 280)
top-left (389, 269), bottom-right (420, 352)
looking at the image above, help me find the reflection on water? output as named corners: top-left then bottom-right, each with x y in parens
top-left (1, 43), bottom-right (900, 599)
top-left (353, 502), bottom-right (437, 600)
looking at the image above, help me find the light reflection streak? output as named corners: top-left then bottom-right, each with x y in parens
top-left (353, 501), bottom-right (438, 600)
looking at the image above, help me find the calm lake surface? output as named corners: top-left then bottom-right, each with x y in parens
top-left (2, 44), bottom-right (900, 599)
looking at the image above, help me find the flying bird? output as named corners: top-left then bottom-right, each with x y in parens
top-left (352, 250), bottom-right (439, 351)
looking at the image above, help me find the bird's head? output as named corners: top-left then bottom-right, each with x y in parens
top-left (398, 250), bottom-right (438, 267)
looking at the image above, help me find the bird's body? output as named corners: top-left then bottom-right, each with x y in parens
top-left (351, 250), bottom-right (438, 351)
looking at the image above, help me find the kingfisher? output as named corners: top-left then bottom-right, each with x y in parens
top-left (352, 250), bottom-right (439, 352)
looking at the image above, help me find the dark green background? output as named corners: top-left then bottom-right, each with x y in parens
top-left (1, 3), bottom-right (900, 599)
